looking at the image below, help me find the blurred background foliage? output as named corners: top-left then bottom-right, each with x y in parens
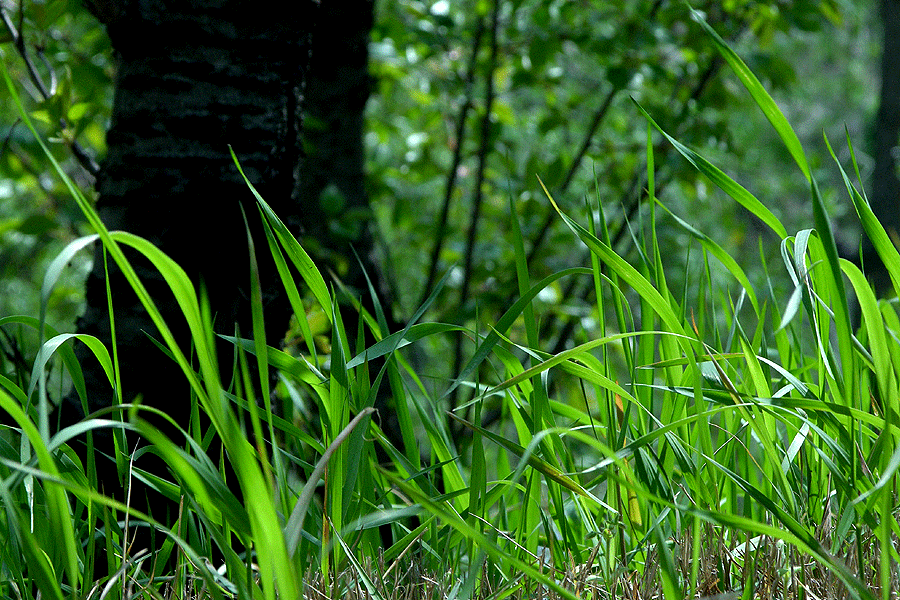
top-left (0, 0), bottom-right (881, 388)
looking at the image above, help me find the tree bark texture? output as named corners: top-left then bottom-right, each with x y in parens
top-left (865, 0), bottom-right (900, 295)
top-left (292, 0), bottom-right (390, 313)
top-left (293, 0), bottom-right (405, 455)
top-left (57, 1), bottom-right (314, 460)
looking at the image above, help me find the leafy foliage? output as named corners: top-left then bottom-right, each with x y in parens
top-left (1, 1), bottom-right (898, 599)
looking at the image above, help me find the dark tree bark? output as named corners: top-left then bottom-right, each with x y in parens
top-left (59, 0), bottom-right (314, 428)
top-left (865, 0), bottom-right (900, 295)
top-left (44, 1), bottom-right (394, 564)
top-left (50, 2), bottom-right (317, 550)
top-left (293, 0), bottom-right (383, 305)
top-left (292, 0), bottom-right (407, 460)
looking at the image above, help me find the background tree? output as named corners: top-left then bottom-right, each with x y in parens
top-left (864, 0), bottom-right (900, 295)
top-left (0, 0), bottom-right (880, 461)
top-left (293, 0), bottom-right (387, 310)
top-left (56, 0), bottom-right (313, 437)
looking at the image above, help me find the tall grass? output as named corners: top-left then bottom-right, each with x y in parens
top-left (1, 10), bottom-right (898, 600)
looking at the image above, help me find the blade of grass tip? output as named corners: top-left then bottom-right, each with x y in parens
top-left (27, 333), bottom-right (114, 451)
top-left (538, 177), bottom-right (700, 379)
top-left (633, 102), bottom-right (787, 240)
top-left (241, 206), bottom-right (279, 486)
top-left (352, 246), bottom-right (390, 336)
top-left (35, 236), bottom-right (100, 441)
top-left (373, 259), bottom-right (457, 356)
top-left (39, 235), bottom-right (99, 340)
top-left (105, 232), bottom-right (222, 416)
top-left (230, 147), bottom-right (334, 320)
top-left (285, 407), bottom-right (375, 557)
top-left (656, 200), bottom-right (760, 314)
top-left (0, 390), bottom-right (79, 594)
top-left (442, 266), bottom-right (592, 400)
top-left (346, 323), bottom-right (467, 368)
top-left (841, 261), bottom-right (891, 402)
top-left (810, 177), bottom-right (855, 402)
top-left (843, 125), bottom-right (870, 200)
top-left (260, 209), bottom-right (318, 363)
top-left (689, 5), bottom-right (810, 182)
top-left (27, 333), bottom-right (114, 409)
top-left (825, 131), bottom-right (900, 296)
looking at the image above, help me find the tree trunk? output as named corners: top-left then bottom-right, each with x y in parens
top-left (865, 0), bottom-right (900, 295)
top-left (55, 0), bottom-right (315, 523)
top-left (293, 0), bottom-right (383, 306)
top-left (293, 0), bottom-right (405, 459)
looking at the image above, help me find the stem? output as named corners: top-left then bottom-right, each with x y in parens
top-left (420, 15), bottom-right (486, 308)
top-left (0, 5), bottom-right (100, 177)
top-left (452, 0), bottom-right (502, 413)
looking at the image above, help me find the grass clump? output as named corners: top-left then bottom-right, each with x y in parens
top-left (1, 10), bottom-right (899, 600)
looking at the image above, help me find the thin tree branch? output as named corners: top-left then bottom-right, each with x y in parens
top-left (451, 0), bottom-right (502, 413)
top-left (0, 5), bottom-right (100, 177)
top-left (524, 0), bottom-right (666, 267)
top-left (419, 15), bottom-right (486, 308)
top-left (526, 87), bottom-right (619, 266)
top-left (458, 1), bottom-right (501, 309)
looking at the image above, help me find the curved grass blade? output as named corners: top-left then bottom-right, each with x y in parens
top-left (634, 102), bottom-right (787, 240)
top-left (285, 407), bottom-right (375, 557)
top-left (27, 334), bottom-right (114, 407)
top-left (443, 267), bottom-right (592, 399)
top-left (690, 6), bottom-right (810, 182)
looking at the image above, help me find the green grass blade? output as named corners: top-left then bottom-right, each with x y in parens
top-left (443, 267), bottom-right (592, 399)
top-left (0, 389), bottom-right (79, 594)
top-left (230, 148), bottom-right (334, 324)
top-left (657, 200), bottom-right (760, 313)
top-left (26, 334), bottom-right (114, 409)
top-left (690, 6), bottom-right (810, 182)
top-left (825, 132), bottom-right (900, 295)
top-left (634, 102), bottom-right (787, 240)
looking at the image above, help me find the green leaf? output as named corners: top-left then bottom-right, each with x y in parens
top-left (634, 102), bottom-right (787, 240)
top-left (691, 6), bottom-right (810, 182)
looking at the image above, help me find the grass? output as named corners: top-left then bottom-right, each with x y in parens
top-left (1, 10), bottom-right (899, 600)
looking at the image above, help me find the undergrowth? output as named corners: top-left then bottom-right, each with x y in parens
top-left (1, 9), bottom-right (898, 600)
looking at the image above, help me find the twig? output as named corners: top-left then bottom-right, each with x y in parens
top-left (0, 5), bottom-right (100, 177)
top-left (451, 0), bottom-right (502, 414)
top-left (419, 16), bottom-right (486, 308)
top-left (457, 0), bottom-right (501, 310)
top-left (526, 87), bottom-right (620, 267)
top-left (524, 0), bottom-right (666, 267)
